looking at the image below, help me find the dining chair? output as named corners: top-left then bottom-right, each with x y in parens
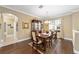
top-left (53, 31), bottom-right (57, 40)
top-left (48, 31), bottom-right (54, 48)
top-left (48, 31), bottom-right (57, 47)
top-left (44, 31), bottom-right (53, 48)
top-left (32, 31), bottom-right (44, 49)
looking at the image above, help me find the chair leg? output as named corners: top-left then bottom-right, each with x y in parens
top-left (32, 42), bottom-right (35, 49)
top-left (48, 41), bottom-right (51, 48)
top-left (42, 43), bottom-right (45, 51)
top-left (32, 42), bottom-right (37, 47)
top-left (49, 39), bottom-right (53, 48)
top-left (51, 40), bottom-right (53, 47)
top-left (32, 42), bottom-right (34, 46)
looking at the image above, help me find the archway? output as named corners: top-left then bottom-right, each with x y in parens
top-left (2, 13), bottom-right (18, 45)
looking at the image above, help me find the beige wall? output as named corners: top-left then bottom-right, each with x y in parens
top-left (72, 12), bottom-right (79, 52)
top-left (0, 14), bottom-right (3, 40)
top-left (0, 6), bottom-right (37, 40)
top-left (60, 12), bottom-right (79, 40)
top-left (72, 12), bottom-right (79, 31)
top-left (0, 6), bottom-right (37, 46)
top-left (60, 11), bottom-right (79, 52)
top-left (61, 15), bottom-right (72, 39)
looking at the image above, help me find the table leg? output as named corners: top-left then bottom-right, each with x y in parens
top-left (43, 38), bottom-right (46, 51)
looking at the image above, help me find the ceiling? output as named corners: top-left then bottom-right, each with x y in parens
top-left (3, 5), bottom-right (79, 19)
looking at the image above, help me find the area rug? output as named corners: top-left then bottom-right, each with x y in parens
top-left (28, 42), bottom-right (44, 54)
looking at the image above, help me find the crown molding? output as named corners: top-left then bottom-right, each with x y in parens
top-left (1, 6), bottom-right (40, 18)
top-left (1, 6), bottom-right (79, 19)
top-left (52, 8), bottom-right (79, 19)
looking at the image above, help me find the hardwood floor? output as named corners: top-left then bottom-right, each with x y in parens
top-left (0, 40), bottom-right (40, 54)
top-left (0, 39), bottom-right (74, 54)
top-left (43, 39), bottom-right (74, 54)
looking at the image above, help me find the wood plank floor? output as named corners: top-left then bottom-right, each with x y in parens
top-left (43, 39), bottom-right (74, 54)
top-left (0, 40), bottom-right (40, 54)
top-left (0, 39), bottom-right (74, 54)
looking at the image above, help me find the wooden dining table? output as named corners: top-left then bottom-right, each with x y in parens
top-left (36, 33), bottom-right (51, 51)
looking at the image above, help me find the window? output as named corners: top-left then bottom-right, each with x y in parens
top-left (49, 18), bottom-right (61, 31)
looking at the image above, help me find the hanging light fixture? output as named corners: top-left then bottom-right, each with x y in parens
top-left (39, 5), bottom-right (43, 8)
top-left (44, 10), bottom-right (50, 23)
top-left (38, 5), bottom-right (51, 21)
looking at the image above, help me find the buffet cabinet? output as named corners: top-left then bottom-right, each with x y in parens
top-left (31, 19), bottom-right (42, 31)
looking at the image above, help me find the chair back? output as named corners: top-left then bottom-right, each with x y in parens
top-left (53, 31), bottom-right (57, 39)
top-left (32, 32), bottom-right (37, 41)
top-left (50, 31), bottom-right (53, 39)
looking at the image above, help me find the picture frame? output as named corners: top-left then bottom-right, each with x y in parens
top-left (22, 22), bottom-right (29, 29)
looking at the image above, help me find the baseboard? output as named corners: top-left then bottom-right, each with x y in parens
top-left (74, 49), bottom-right (79, 54)
top-left (15, 37), bottom-right (31, 43)
top-left (0, 37), bottom-right (31, 48)
top-left (64, 37), bottom-right (79, 54)
top-left (64, 37), bottom-right (72, 41)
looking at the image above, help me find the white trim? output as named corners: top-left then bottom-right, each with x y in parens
top-left (14, 16), bottom-right (18, 40)
top-left (74, 49), bottom-right (79, 54)
top-left (0, 39), bottom-right (4, 47)
top-left (1, 6), bottom-right (79, 19)
top-left (0, 37), bottom-right (31, 48)
top-left (64, 37), bottom-right (72, 41)
top-left (72, 30), bottom-right (79, 54)
top-left (52, 9), bottom-right (79, 19)
top-left (1, 6), bottom-right (40, 18)
top-left (72, 30), bottom-right (79, 33)
top-left (15, 37), bottom-right (31, 43)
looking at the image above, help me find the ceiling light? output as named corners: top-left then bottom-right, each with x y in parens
top-left (44, 20), bottom-right (49, 24)
top-left (39, 5), bottom-right (43, 8)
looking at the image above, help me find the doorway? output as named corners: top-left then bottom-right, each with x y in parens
top-left (0, 13), bottom-right (18, 46)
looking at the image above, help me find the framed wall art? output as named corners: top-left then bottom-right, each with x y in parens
top-left (22, 22), bottom-right (29, 29)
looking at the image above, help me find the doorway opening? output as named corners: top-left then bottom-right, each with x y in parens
top-left (0, 13), bottom-right (18, 46)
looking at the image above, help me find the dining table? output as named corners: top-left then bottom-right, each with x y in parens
top-left (36, 32), bottom-right (52, 51)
